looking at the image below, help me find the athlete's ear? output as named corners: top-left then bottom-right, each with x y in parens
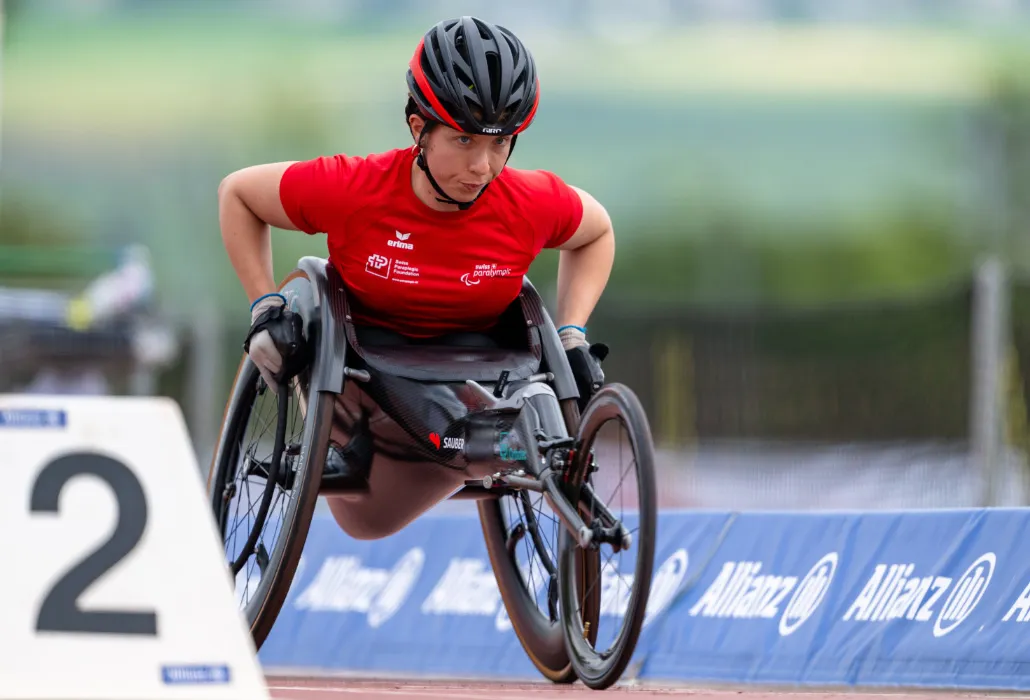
top-left (408, 114), bottom-right (426, 144)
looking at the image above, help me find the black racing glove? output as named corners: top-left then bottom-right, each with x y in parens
top-left (559, 325), bottom-right (609, 412)
top-left (243, 293), bottom-right (310, 392)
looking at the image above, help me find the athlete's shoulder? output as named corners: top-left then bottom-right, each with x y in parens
top-left (495, 164), bottom-right (569, 193)
top-left (279, 147), bottom-right (412, 234)
top-left (491, 165), bottom-right (580, 211)
top-left (304, 146), bottom-right (410, 181)
top-left (286, 147), bottom-right (411, 201)
top-left (490, 165), bottom-right (585, 249)
top-left (347, 146), bottom-right (412, 171)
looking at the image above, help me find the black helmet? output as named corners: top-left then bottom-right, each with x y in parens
top-left (406, 16), bottom-right (539, 136)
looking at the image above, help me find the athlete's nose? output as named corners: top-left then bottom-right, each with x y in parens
top-left (468, 149), bottom-right (491, 177)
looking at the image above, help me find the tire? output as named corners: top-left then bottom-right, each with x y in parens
top-left (206, 280), bottom-right (334, 650)
top-left (475, 399), bottom-right (601, 683)
top-left (557, 383), bottom-right (658, 690)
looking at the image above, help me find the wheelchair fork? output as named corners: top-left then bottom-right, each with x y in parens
top-left (465, 378), bottom-right (632, 552)
top-left (475, 448), bottom-right (630, 552)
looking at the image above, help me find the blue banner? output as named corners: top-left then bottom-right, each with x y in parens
top-left (258, 507), bottom-right (1030, 690)
top-left (640, 508), bottom-right (1030, 689)
top-left (259, 510), bottom-right (729, 679)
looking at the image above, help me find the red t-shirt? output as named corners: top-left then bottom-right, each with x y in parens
top-left (278, 146), bottom-right (584, 337)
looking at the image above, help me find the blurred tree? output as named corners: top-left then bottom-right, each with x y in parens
top-left (0, 189), bottom-right (79, 247)
top-left (982, 55), bottom-right (1030, 268)
top-left (0, 188), bottom-right (104, 285)
top-left (2, 0), bottom-right (29, 44)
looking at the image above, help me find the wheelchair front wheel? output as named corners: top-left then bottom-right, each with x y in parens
top-left (206, 356), bottom-right (333, 649)
top-left (557, 383), bottom-right (658, 690)
top-left (478, 494), bottom-right (600, 684)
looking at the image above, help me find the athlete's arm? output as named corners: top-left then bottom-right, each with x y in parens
top-left (553, 186), bottom-right (615, 331)
top-left (218, 162), bottom-right (300, 304)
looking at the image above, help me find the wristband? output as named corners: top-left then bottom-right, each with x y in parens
top-left (250, 292), bottom-right (286, 312)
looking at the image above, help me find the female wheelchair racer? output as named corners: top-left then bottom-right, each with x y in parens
top-left (207, 16), bottom-right (657, 690)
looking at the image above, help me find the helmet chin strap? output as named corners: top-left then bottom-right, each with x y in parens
top-left (414, 130), bottom-right (519, 211)
top-left (415, 148), bottom-right (480, 210)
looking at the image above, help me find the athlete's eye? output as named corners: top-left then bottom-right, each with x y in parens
top-left (494, 137), bottom-right (509, 146)
top-left (458, 135), bottom-right (472, 145)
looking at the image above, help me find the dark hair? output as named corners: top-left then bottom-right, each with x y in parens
top-left (405, 95), bottom-right (435, 145)
top-left (405, 93), bottom-right (514, 145)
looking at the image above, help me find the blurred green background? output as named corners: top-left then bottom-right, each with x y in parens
top-left (4, 1), bottom-right (1030, 508)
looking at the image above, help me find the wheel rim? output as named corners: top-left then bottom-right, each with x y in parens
top-left (480, 490), bottom-right (574, 680)
top-left (558, 386), bottom-right (657, 687)
top-left (210, 360), bottom-right (312, 625)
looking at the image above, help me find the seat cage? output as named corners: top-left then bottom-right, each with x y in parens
top-left (289, 257), bottom-right (580, 402)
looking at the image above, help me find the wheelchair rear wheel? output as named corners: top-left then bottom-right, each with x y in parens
top-left (557, 383), bottom-right (658, 690)
top-left (206, 356), bottom-right (333, 649)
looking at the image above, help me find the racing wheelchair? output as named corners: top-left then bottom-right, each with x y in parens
top-left (206, 257), bottom-right (657, 690)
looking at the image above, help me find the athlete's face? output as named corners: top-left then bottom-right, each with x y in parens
top-left (409, 115), bottom-right (512, 204)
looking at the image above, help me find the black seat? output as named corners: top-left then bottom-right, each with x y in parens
top-left (331, 268), bottom-right (544, 384)
top-left (353, 343), bottom-right (540, 383)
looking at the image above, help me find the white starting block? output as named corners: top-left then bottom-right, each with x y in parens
top-left (0, 395), bottom-right (269, 700)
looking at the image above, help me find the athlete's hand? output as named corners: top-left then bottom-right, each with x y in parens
top-left (560, 325), bottom-right (609, 411)
top-left (243, 293), bottom-right (308, 393)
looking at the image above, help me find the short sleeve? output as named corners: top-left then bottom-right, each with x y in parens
top-left (531, 171), bottom-right (584, 251)
top-left (278, 154), bottom-right (361, 235)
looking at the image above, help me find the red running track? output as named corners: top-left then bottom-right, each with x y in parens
top-left (266, 676), bottom-right (1005, 700)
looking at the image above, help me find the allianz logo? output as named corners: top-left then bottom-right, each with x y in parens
top-left (421, 549), bottom-right (692, 632)
top-left (688, 553), bottom-right (838, 637)
top-left (292, 548), bottom-right (425, 628)
top-left (843, 552), bottom-right (995, 637)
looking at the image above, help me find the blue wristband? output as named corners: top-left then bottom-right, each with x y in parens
top-left (250, 292), bottom-right (286, 311)
top-left (557, 324), bottom-right (587, 334)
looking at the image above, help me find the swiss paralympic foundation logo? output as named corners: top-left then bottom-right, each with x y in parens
top-left (499, 431), bottom-right (527, 462)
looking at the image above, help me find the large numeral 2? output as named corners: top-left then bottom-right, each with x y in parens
top-left (30, 452), bottom-right (158, 635)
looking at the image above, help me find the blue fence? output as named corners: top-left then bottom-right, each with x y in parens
top-left (259, 507), bottom-right (1030, 689)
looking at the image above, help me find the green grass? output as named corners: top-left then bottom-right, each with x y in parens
top-left (3, 16), bottom-right (1025, 317)
top-left (3, 17), bottom-right (1012, 137)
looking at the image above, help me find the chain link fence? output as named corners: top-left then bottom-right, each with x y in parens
top-left (584, 265), bottom-right (1030, 511)
top-left (8, 253), bottom-right (1026, 514)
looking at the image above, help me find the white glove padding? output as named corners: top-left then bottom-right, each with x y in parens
top-left (247, 295), bottom-right (286, 393)
top-left (560, 324), bottom-right (609, 411)
top-left (558, 325), bottom-right (588, 350)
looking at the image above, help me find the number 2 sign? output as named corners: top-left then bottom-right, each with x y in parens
top-left (0, 396), bottom-right (268, 700)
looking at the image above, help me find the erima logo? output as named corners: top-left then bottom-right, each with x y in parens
top-left (388, 231), bottom-right (413, 250)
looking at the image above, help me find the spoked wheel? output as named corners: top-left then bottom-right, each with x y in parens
top-left (479, 488), bottom-right (600, 683)
top-left (557, 383), bottom-right (657, 690)
top-left (206, 356), bottom-right (333, 649)
top-left (478, 401), bottom-right (601, 684)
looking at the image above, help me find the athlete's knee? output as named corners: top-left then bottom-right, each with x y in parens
top-left (324, 496), bottom-right (416, 540)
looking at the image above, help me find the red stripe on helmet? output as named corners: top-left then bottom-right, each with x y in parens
top-left (511, 77), bottom-right (540, 135)
top-left (409, 38), bottom-right (463, 132)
